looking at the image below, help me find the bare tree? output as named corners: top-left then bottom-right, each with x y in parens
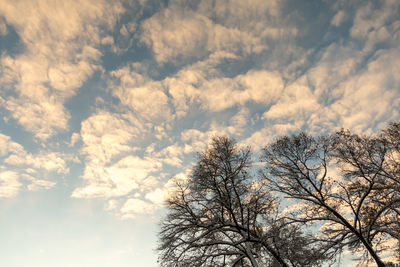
top-left (332, 124), bottom-right (400, 263)
top-left (158, 136), bottom-right (325, 267)
top-left (261, 124), bottom-right (400, 266)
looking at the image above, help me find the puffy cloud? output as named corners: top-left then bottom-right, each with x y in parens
top-left (24, 175), bottom-right (56, 191)
top-left (0, 133), bottom-right (25, 156)
top-left (207, 106), bottom-right (252, 137)
top-left (70, 132), bottom-right (81, 147)
top-left (0, 133), bottom-right (68, 174)
top-left (200, 0), bottom-right (282, 26)
top-left (329, 47), bottom-right (400, 133)
top-left (105, 199), bottom-right (119, 211)
top-left (140, 0), bottom-right (292, 64)
top-left (256, 0), bottom-right (400, 135)
top-left (260, 43), bottom-right (400, 136)
top-left (331, 10), bottom-right (345, 27)
top-left (108, 49), bottom-right (286, 138)
top-left (120, 198), bottom-right (156, 219)
top-left (5, 151), bottom-right (68, 174)
top-left (110, 66), bottom-right (173, 122)
top-left (0, 171), bottom-right (21, 198)
top-left (75, 0), bottom-right (400, 220)
top-left (3, 95), bottom-right (71, 140)
top-left (0, 133), bottom-right (63, 196)
top-left (263, 76), bottom-right (320, 123)
top-left (72, 111), bottom-right (162, 199)
top-left (145, 172), bottom-right (189, 207)
top-left (140, 7), bottom-right (211, 63)
top-left (151, 144), bottom-right (184, 168)
top-left (0, 0), bottom-right (124, 139)
top-left (72, 155), bottom-right (162, 199)
top-left (350, 0), bottom-right (400, 52)
top-left (110, 60), bottom-right (283, 124)
top-left (80, 111), bottom-right (142, 163)
top-left (0, 0), bottom-right (123, 44)
top-left (180, 128), bottom-right (216, 154)
top-left (1, 0), bottom-right (399, 229)
top-left (199, 70), bottom-right (284, 112)
top-left (145, 188), bottom-right (164, 206)
top-left (165, 69), bottom-right (204, 118)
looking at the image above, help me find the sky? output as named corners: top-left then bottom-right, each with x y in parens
top-left (0, 0), bottom-right (399, 266)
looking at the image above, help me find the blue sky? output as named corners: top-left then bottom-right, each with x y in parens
top-left (0, 0), bottom-right (399, 266)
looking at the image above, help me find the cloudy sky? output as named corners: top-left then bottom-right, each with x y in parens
top-left (0, 0), bottom-right (399, 266)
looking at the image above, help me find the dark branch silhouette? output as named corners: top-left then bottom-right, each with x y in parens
top-left (158, 136), bottom-right (325, 267)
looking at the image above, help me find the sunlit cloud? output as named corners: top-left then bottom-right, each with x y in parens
top-left (1, 0), bottom-right (400, 265)
top-left (140, 0), bottom-right (294, 64)
top-left (0, 170), bottom-right (21, 198)
top-left (0, 0), bottom-right (123, 139)
top-left (0, 132), bottom-right (66, 197)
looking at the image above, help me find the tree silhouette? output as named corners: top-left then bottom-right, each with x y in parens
top-left (261, 123), bottom-right (400, 266)
top-left (158, 136), bottom-right (325, 267)
top-left (158, 121), bottom-right (400, 266)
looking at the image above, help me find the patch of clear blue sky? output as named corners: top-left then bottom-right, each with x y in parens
top-left (0, 24), bottom-right (25, 56)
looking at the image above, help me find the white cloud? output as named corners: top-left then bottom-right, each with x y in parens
top-left (329, 47), bottom-right (400, 133)
top-left (236, 70), bottom-right (284, 104)
top-left (1, 131), bottom-right (68, 170)
top-left (145, 188), bottom-right (164, 206)
top-left (229, 107), bottom-right (250, 133)
top-left (263, 76), bottom-right (320, 123)
top-left (110, 66), bottom-right (173, 122)
top-left (5, 151), bottom-right (68, 174)
top-left (165, 69), bottom-right (204, 118)
top-left (0, 0), bottom-right (124, 139)
top-left (72, 111), bottom-right (162, 199)
top-left (140, 7), bottom-right (211, 63)
top-left (0, 134), bottom-right (67, 174)
top-left (168, 66), bottom-right (284, 113)
top-left (350, 0), bottom-right (400, 52)
top-left (145, 172), bottom-right (189, 207)
top-left (70, 132), bottom-right (81, 147)
top-left (116, 83), bottom-right (171, 121)
top-left (331, 10), bottom-right (345, 27)
top-left (105, 199), bottom-right (119, 211)
top-left (256, 5), bottom-right (400, 135)
top-left (0, 133), bottom-right (25, 156)
top-left (23, 174), bottom-right (56, 191)
top-left (120, 198), bottom-right (156, 219)
top-left (205, 106), bottom-right (253, 138)
top-left (198, 69), bottom-right (284, 112)
top-left (110, 61), bottom-right (284, 125)
top-left (0, 171), bottom-right (21, 198)
top-left (4, 95), bottom-right (71, 140)
top-left (140, 0), bottom-right (292, 64)
top-left (80, 111), bottom-right (142, 164)
top-left (0, 132), bottom-right (67, 196)
top-left (151, 144), bottom-right (184, 168)
top-left (198, 0), bottom-right (282, 26)
top-left (180, 128), bottom-right (215, 154)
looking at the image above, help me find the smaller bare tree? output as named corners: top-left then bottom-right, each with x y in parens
top-left (262, 124), bottom-right (400, 266)
top-left (158, 136), bottom-right (325, 267)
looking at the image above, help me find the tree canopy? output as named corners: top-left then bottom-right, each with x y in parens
top-left (158, 122), bottom-right (400, 267)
